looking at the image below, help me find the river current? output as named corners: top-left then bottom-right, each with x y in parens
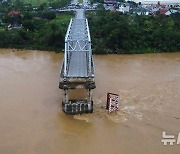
top-left (0, 49), bottom-right (180, 154)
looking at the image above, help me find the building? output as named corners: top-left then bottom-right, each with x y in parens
top-left (118, 3), bottom-right (130, 13)
top-left (159, 9), bottom-right (171, 15)
top-left (8, 11), bottom-right (20, 16)
top-left (8, 23), bottom-right (23, 30)
top-left (133, 7), bottom-right (150, 15)
top-left (170, 8), bottom-right (179, 13)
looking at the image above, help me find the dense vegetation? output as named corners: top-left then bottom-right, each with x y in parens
top-left (87, 10), bottom-right (180, 54)
top-left (0, 0), bottom-right (73, 51)
top-left (0, 12), bottom-right (73, 51)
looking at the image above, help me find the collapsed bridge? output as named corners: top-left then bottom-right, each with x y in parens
top-left (59, 9), bottom-right (96, 115)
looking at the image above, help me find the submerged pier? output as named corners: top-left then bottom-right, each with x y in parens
top-left (59, 9), bottom-right (95, 114)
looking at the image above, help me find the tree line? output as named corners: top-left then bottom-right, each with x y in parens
top-left (0, 12), bottom-right (73, 51)
top-left (87, 10), bottom-right (180, 54)
top-left (0, 0), bottom-right (73, 51)
top-left (0, 0), bottom-right (72, 51)
top-left (0, 0), bottom-right (179, 54)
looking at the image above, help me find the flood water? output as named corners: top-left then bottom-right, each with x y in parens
top-left (0, 49), bottom-right (180, 154)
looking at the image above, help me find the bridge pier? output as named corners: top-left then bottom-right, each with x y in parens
top-left (61, 81), bottom-right (95, 104)
top-left (64, 89), bottom-right (68, 103)
top-left (59, 78), bottom-right (95, 114)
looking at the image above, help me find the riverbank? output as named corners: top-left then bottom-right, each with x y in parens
top-left (0, 9), bottom-right (179, 54)
top-left (1, 47), bottom-right (180, 56)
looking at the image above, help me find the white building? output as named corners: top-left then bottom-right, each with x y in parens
top-left (170, 8), bottom-right (178, 13)
top-left (118, 3), bottom-right (130, 13)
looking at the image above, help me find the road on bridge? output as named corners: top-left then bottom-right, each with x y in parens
top-left (65, 9), bottom-right (91, 78)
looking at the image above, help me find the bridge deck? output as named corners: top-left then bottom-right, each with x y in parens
top-left (68, 52), bottom-right (88, 77)
top-left (66, 9), bottom-right (89, 78)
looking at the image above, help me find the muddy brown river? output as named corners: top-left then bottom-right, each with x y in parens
top-left (0, 49), bottom-right (180, 154)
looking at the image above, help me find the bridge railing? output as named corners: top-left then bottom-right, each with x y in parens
top-left (85, 19), bottom-right (92, 77)
top-left (64, 18), bottom-right (73, 77)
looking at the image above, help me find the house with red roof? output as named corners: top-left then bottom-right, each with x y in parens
top-left (8, 11), bottom-right (20, 16)
top-left (152, 9), bottom-right (171, 16)
top-left (159, 9), bottom-right (171, 15)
